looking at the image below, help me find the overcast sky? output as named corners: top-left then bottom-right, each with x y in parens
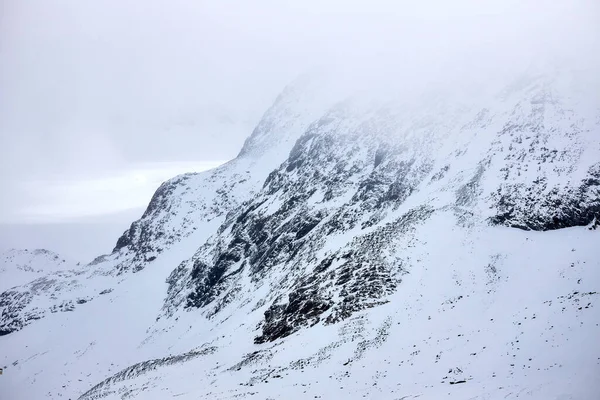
top-left (1, 0), bottom-right (598, 260)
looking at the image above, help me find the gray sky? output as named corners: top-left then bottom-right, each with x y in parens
top-left (1, 0), bottom-right (598, 260)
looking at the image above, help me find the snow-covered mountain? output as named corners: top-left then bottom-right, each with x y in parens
top-left (0, 249), bottom-right (76, 293)
top-left (0, 66), bottom-right (599, 400)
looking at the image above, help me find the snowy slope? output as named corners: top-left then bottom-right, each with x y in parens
top-left (0, 249), bottom-right (76, 293)
top-left (78, 220), bottom-right (600, 400)
top-left (111, 71), bottom-right (347, 274)
top-left (0, 73), bottom-right (343, 339)
top-left (0, 72), bottom-right (349, 398)
top-left (1, 66), bottom-right (599, 400)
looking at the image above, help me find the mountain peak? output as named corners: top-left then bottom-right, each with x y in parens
top-left (1, 68), bottom-right (599, 400)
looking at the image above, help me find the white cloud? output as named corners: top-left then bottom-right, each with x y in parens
top-left (8, 161), bottom-right (224, 223)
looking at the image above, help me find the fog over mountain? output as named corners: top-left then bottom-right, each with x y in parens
top-left (0, 1), bottom-right (599, 399)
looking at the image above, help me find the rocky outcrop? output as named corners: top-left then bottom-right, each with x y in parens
top-left (0, 74), bottom-right (345, 336)
top-left (490, 163), bottom-right (600, 230)
top-left (78, 345), bottom-right (217, 400)
top-left (161, 71), bottom-right (600, 349)
top-left (2, 68), bottom-right (599, 400)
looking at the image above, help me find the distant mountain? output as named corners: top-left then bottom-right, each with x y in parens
top-left (0, 67), bottom-right (599, 400)
top-left (0, 248), bottom-right (76, 293)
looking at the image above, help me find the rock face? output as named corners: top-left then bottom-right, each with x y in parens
top-left (0, 74), bottom-right (344, 339)
top-left (489, 162), bottom-right (600, 230)
top-left (161, 70), bottom-right (600, 347)
top-left (111, 72), bottom-right (345, 274)
top-left (1, 68), bottom-right (599, 400)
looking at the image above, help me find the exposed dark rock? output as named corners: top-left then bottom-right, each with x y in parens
top-left (113, 177), bottom-right (188, 253)
top-left (490, 163), bottom-right (600, 230)
top-left (255, 288), bottom-right (332, 344)
top-left (431, 165), bottom-right (450, 182)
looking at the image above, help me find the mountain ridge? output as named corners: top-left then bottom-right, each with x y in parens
top-left (1, 67), bottom-right (599, 399)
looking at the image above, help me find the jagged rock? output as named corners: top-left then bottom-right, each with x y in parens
top-left (1, 68), bottom-right (599, 400)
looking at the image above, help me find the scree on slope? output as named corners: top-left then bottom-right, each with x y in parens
top-left (0, 67), bottom-right (599, 400)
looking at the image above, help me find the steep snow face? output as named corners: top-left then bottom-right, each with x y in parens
top-left (66, 70), bottom-right (600, 399)
top-left (1, 69), bottom-right (599, 400)
top-left (0, 249), bottom-right (75, 293)
top-left (162, 69), bottom-right (600, 345)
top-left (0, 73), bottom-right (346, 336)
top-left (111, 72), bottom-right (347, 275)
top-left (78, 220), bottom-right (600, 400)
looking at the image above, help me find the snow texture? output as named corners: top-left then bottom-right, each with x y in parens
top-left (1, 68), bottom-right (599, 400)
